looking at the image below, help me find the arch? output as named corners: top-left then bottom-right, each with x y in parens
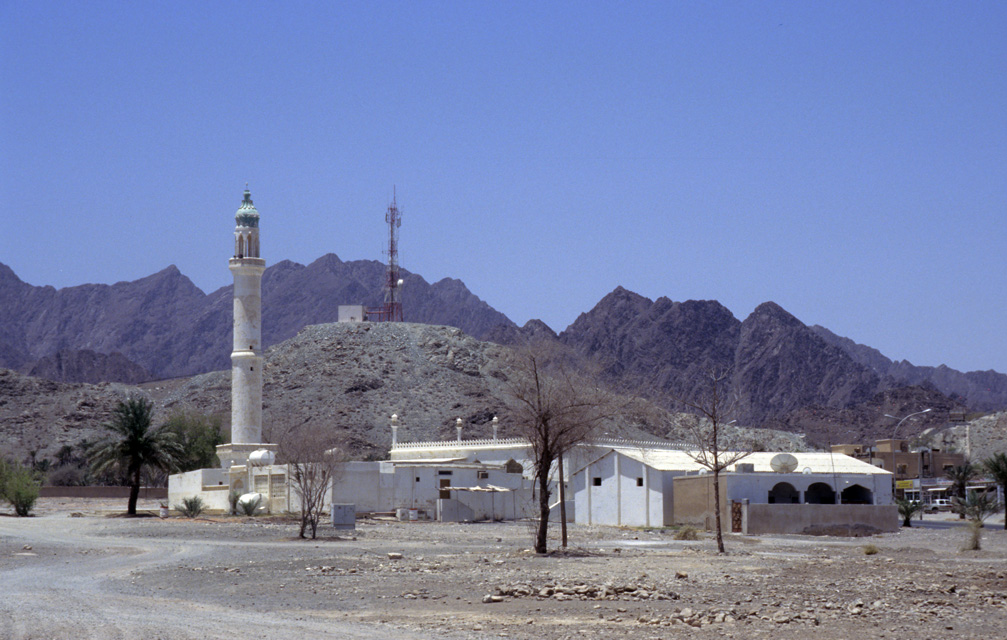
top-left (768, 482), bottom-right (799, 504)
top-left (237, 234), bottom-right (245, 258)
top-left (804, 482), bottom-right (836, 504)
top-left (841, 484), bottom-right (874, 505)
top-left (245, 232), bottom-right (254, 257)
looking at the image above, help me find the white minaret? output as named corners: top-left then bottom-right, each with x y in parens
top-left (229, 187), bottom-right (265, 445)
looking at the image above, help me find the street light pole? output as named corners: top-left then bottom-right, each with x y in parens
top-left (883, 408), bottom-right (932, 499)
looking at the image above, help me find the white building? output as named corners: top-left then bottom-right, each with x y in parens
top-left (331, 458), bottom-right (533, 521)
top-left (571, 448), bottom-right (894, 530)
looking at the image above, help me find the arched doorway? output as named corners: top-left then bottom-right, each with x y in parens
top-left (841, 484), bottom-right (873, 504)
top-left (804, 482), bottom-right (836, 504)
top-left (768, 482), bottom-right (799, 504)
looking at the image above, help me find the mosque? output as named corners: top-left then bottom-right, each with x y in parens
top-left (168, 189), bottom-right (897, 534)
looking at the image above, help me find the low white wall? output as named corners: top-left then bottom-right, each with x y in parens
top-left (168, 469), bottom-right (230, 512)
top-left (438, 488), bottom-right (535, 522)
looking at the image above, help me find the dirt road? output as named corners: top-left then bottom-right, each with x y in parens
top-left (2, 500), bottom-right (1006, 639)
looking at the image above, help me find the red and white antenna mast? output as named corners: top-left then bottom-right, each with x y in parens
top-left (368, 188), bottom-right (403, 322)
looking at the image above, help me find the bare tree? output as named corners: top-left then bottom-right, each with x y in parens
top-left (505, 342), bottom-right (619, 554)
top-left (675, 368), bottom-right (750, 553)
top-left (278, 426), bottom-right (345, 539)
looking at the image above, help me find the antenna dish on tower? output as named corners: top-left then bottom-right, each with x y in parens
top-left (770, 453), bottom-right (799, 473)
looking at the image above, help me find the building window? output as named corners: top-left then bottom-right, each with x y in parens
top-left (592, 477), bottom-right (602, 487)
top-left (477, 471), bottom-right (489, 479)
top-left (415, 477), bottom-right (420, 483)
top-left (636, 477), bottom-right (644, 487)
top-left (438, 470), bottom-right (453, 476)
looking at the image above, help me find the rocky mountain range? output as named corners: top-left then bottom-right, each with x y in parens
top-left (810, 325), bottom-right (1007, 412)
top-left (0, 256), bottom-right (513, 381)
top-left (493, 287), bottom-right (1007, 444)
top-left (2, 258), bottom-right (1006, 453)
top-left (3, 322), bottom-right (811, 464)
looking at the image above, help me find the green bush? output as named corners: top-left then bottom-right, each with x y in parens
top-left (896, 498), bottom-right (923, 527)
top-left (175, 495), bottom-right (205, 518)
top-left (863, 544), bottom-right (879, 555)
top-left (162, 412), bottom-right (225, 472)
top-left (1, 461), bottom-right (40, 517)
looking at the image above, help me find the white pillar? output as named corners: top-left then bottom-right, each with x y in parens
top-left (229, 189), bottom-right (265, 445)
top-left (492, 416), bottom-right (498, 441)
top-left (456, 418), bottom-right (463, 443)
top-left (615, 453), bottom-right (622, 526)
top-left (391, 414), bottom-right (399, 447)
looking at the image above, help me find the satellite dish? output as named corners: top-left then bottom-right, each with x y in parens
top-left (770, 453), bottom-right (799, 473)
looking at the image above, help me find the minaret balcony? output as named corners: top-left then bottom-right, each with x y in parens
top-left (229, 257), bottom-right (266, 271)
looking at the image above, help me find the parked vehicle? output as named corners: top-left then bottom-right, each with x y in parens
top-left (927, 498), bottom-right (953, 512)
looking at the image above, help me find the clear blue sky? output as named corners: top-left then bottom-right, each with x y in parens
top-left (2, 2), bottom-right (1005, 373)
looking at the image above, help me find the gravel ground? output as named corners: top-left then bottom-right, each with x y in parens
top-left (2, 499), bottom-right (1006, 639)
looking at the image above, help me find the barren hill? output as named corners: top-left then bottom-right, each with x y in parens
top-left (1, 322), bottom-right (808, 465)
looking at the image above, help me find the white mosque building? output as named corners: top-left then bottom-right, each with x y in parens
top-left (169, 189), bottom-right (896, 533)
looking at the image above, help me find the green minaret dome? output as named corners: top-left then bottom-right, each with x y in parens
top-left (235, 188), bottom-right (260, 228)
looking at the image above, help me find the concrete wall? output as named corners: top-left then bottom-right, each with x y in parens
top-left (331, 462), bottom-right (394, 512)
top-left (671, 475), bottom-right (729, 530)
top-left (39, 486), bottom-right (168, 499)
top-left (168, 469), bottom-right (230, 512)
top-left (437, 489), bottom-right (531, 522)
top-left (746, 504), bottom-right (898, 534)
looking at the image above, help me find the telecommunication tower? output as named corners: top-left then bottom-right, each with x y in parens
top-left (367, 189), bottom-right (403, 322)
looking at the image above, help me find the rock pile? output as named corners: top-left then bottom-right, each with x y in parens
top-left (490, 580), bottom-right (680, 602)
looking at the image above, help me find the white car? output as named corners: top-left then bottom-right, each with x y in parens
top-left (927, 498), bottom-right (953, 512)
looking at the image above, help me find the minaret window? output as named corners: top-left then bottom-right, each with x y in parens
top-left (237, 234), bottom-right (245, 258)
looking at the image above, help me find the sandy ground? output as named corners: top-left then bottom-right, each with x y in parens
top-left (1, 499), bottom-right (1006, 640)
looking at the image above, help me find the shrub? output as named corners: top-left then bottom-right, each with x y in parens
top-left (1, 460), bottom-right (40, 517)
top-left (862, 544), bottom-right (879, 555)
top-left (954, 490), bottom-right (1000, 525)
top-left (896, 498), bottom-right (923, 527)
top-left (238, 495), bottom-right (261, 516)
top-left (963, 522), bottom-right (983, 551)
top-left (674, 525), bottom-right (700, 541)
top-left (175, 495), bottom-right (205, 518)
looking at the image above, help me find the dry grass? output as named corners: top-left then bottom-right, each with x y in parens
top-left (674, 525), bottom-right (700, 541)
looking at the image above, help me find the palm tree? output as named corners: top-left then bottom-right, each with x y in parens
top-left (983, 452), bottom-right (1007, 530)
top-left (89, 397), bottom-right (183, 515)
top-left (946, 463), bottom-right (977, 520)
top-left (896, 498), bottom-right (922, 527)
